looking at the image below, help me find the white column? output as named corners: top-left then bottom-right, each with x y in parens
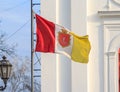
top-left (41, 0), bottom-right (71, 92)
top-left (56, 0), bottom-right (71, 28)
top-left (56, 0), bottom-right (71, 92)
top-left (41, 54), bottom-right (57, 92)
top-left (56, 55), bottom-right (71, 92)
top-left (71, 0), bottom-right (88, 92)
top-left (41, 0), bottom-right (57, 92)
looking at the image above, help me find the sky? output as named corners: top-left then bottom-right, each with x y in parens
top-left (0, 0), bottom-right (40, 58)
top-left (0, 0), bottom-right (41, 90)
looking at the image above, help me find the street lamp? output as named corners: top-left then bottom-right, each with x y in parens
top-left (0, 56), bottom-right (12, 91)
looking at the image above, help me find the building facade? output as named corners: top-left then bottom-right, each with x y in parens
top-left (40, 0), bottom-right (120, 92)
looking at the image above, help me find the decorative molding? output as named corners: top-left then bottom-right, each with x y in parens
top-left (104, 23), bottom-right (120, 52)
top-left (98, 11), bottom-right (120, 17)
top-left (103, 23), bottom-right (120, 92)
top-left (98, 10), bottom-right (120, 92)
top-left (113, 0), bottom-right (120, 4)
top-left (106, 51), bottom-right (116, 56)
top-left (104, 24), bottom-right (120, 30)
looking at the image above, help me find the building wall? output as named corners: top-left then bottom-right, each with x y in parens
top-left (40, 0), bottom-right (120, 92)
top-left (87, 0), bottom-right (120, 92)
top-left (87, 0), bottom-right (106, 92)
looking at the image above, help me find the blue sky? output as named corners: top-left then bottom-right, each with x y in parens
top-left (0, 0), bottom-right (32, 58)
top-left (0, 0), bottom-right (41, 89)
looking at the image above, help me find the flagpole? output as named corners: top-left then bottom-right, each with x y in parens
top-left (31, 0), bottom-right (34, 92)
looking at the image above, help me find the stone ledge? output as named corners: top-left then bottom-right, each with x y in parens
top-left (98, 11), bottom-right (120, 17)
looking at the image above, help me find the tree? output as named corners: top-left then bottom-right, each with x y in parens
top-left (5, 57), bottom-right (41, 92)
top-left (6, 57), bottom-right (31, 92)
top-left (0, 32), bottom-right (41, 92)
top-left (0, 32), bottom-right (16, 57)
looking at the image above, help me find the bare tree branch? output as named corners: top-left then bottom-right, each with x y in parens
top-left (0, 32), bottom-right (16, 57)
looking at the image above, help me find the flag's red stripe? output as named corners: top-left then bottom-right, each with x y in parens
top-left (35, 14), bottom-right (55, 52)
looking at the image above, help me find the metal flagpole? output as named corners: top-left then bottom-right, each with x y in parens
top-left (31, 0), bottom-right (34, 92)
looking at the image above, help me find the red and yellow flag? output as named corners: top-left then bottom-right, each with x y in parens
top-left (35, 14), bottom-right (91, 63)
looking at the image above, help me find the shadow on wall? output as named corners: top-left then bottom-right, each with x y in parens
top-left (111, 0), bottom-right (120, 7)
top-left (98, 24), bottom-right (104, 92)
top-left (87, 13), bottom-right (101, 23)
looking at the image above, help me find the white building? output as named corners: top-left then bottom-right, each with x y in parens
top-left (40, 0), bottom-right (120, 92)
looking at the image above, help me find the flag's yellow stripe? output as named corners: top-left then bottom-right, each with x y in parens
top-left (70, 32), bottom-right (91, 63)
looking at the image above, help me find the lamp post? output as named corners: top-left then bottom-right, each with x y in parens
top-left (0, 56), bottom-right (12, 91)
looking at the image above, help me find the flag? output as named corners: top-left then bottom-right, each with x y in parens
top-left (35, 14), bottom-right (91, 63)
top-left (69, 32), bottom-right (91, 63)
top-left (35, 14), bottom-right (55, 52)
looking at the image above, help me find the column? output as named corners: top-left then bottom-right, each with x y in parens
top-left (56, 0), bottom-right (71, 92)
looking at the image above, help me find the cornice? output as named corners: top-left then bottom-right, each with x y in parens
top-left (113, 0), bottom-right (120, 5)
top-left (98, 11), bottom-right (120, 17)
top-left (106, 51), bottom-right (116, 56)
